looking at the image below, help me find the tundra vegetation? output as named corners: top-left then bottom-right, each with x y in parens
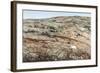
top-left (23, 16), bottom-right (91, 62)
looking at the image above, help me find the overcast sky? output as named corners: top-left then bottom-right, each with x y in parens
top-left (23, 10), bottom-right (91, 19)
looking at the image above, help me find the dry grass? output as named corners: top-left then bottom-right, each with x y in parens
top-left (23, 37), bottom-right (90, 62)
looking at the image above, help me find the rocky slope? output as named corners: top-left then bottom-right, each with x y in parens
top-left (23, 16), bottom-right (91, 62)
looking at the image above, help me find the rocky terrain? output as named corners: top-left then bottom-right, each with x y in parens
top-left (23, 16), bottom-right (91, 62)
